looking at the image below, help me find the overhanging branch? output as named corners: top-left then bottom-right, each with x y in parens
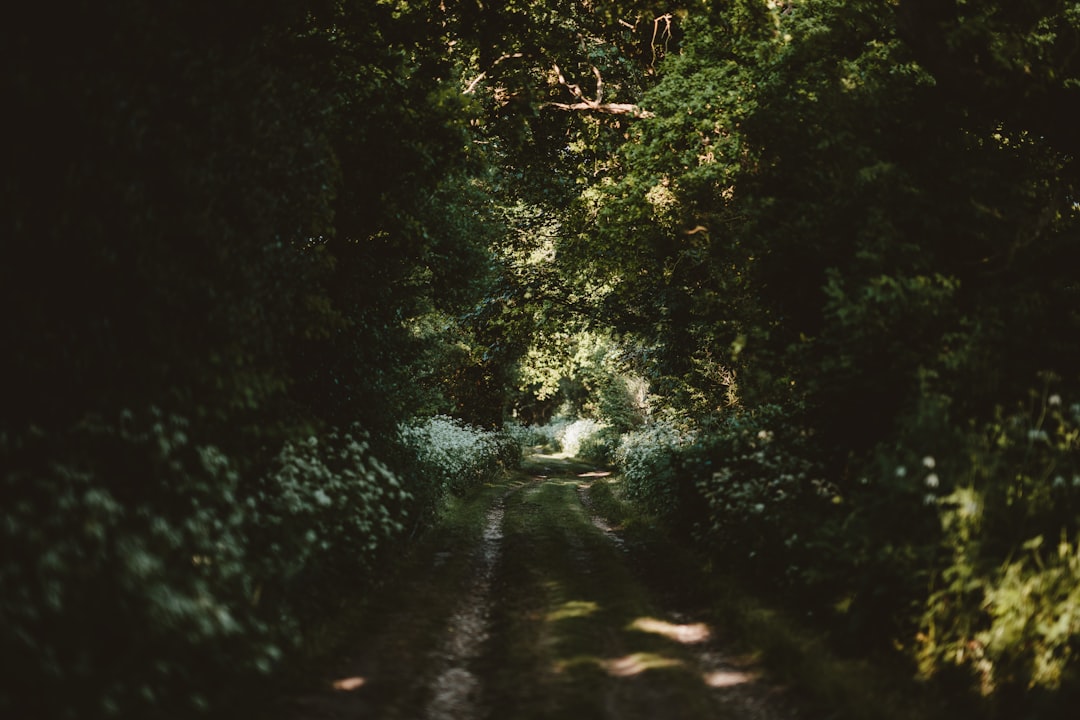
top-left (548, 63), bottom-right (653, 118)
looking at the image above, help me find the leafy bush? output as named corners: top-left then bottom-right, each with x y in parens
top-left (397, 415), bottom-right (519, 500)
top-left (246, 425), bottom-right (413, 613)
top-left (502, 420), bottom-right (548, 449)
top-left (615, 419), bottom-right (697, 517)
top-left (680, 405), bottom-right (829, 579)
top-left (0, 411), bottom-right (270, 719)
top-left (0, 412), bottom-right (414, 719)
top-left (916, 388), bottom-right (1080, 697)
top-left (530, 416), bottom-right (572, 452)
top-left (558, 418), bottom-right (609, 458)
top-left (576, 423), bottom-right (623, 465)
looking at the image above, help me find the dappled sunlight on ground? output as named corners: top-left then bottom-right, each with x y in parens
top-left (603, 652), bottom-right (685, 677)
top-left (630, 616), bottom-right (712, 644)
top-left (331, 675), bottom-right (367, 691)
top-left (547, 599), bottom-right (600, 622)
top-left (703, 669), bottom-right (759, 688)
top-left (532, 451), bottom-right (571, 460)
top-left (556, 652), bottom-right (685, 677)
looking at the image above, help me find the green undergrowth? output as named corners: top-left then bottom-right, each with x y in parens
top-left (587, 471), bottom-right (957, 720)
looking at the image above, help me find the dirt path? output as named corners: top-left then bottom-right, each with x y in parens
top-left (278, 455), bottom-right (803, 720)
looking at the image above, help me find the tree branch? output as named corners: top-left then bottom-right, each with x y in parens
top-left (549, 64), bottom-right (653, 118)
top-left (463, 52), bottom-right (524, 94)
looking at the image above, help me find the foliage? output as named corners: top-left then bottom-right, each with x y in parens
top-left (246, 426), bottom-right (413, 616)
top-left (558, 417), bottom-right (610, 458)
top-left (398, 415), bottom-right (520, 505)
top-left (615, 418), bottom-right (697, 517)
top-left (0, 412), bottom-right (409, 718)
top-left (917, 388), bottom-right (1080, 698)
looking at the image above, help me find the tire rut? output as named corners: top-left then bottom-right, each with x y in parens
top-left (424, 493), bottom-right (508, 720)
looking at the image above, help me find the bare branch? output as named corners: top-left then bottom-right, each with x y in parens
top-left (549, 63), bottom-right (653, 118)
top-left (548, 101), bottom-right (653, 117)
top-left (462, 52), bottom-right (524, 95)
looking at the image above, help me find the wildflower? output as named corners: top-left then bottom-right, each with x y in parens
top-left (1053, 475), bottom-right (1066, 489)
top-left (922, 456), bottom-right (936, 469)
top-left (895, 465), bottom-right (907, 478)
top-left (923, 493), bottom-right (937, 506)
top-left (1049, 394), bottom-right (1062, 407)
top-left (924, 473), bottom-right (939, 489)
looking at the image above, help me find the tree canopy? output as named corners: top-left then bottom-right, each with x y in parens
top-left (3, 1), bottom-right (1080, 717)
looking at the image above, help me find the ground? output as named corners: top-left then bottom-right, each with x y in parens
top-left (275, 454), bottom-right (806, 720)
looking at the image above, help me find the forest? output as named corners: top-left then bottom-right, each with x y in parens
top-left (2, 1), bottom-right (1079, 718)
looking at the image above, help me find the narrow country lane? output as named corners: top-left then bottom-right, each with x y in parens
top-left (279, 456), bottom-right (803, 720)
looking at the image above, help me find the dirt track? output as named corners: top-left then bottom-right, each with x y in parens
top-left (279, 455), bottom-right (803, 720)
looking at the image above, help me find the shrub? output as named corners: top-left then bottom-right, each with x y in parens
top-left (916, 388), bottom-right (1080, 698)
top-left (0, 412), bottom-right (414, 719)
top-left (682, 406), bottom-right (828, 573)
top-left (503, 420), bottom-right (547, 449)
top-left (397, 415), bottom-right (518, 501)
top-left (531, 416), bottom-right (572, 452)
top-left (615, 419), bottom-right (697, 517)
top-left (559, 418), bottom-right (609, 458)
top-left (247, 425), bottom-right (413, 613)
top-left (0, 411), bottom-right (272, 719)
top-left (577, 423), bottom-right (623, 464)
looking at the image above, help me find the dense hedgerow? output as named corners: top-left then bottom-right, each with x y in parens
top-left (615, 419), bottom-right (697, 517)
top-left (0, 410), bottom-right (475, 719)
top-left (605, 388), bottom-right (1080, 701)
top-left (398, 414), bottom-right (520, 501)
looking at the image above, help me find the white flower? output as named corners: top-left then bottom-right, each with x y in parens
top-left (1049, 394), bottom-right (1062, 407)
top-left (895, 465), bottom-right (907, 478)
top-left (924, 473), bottom-right (939, 489)
top-left (1053, 475), bottom-right (1066, 489)
top-left (922, 456), bottom-right (936, 469)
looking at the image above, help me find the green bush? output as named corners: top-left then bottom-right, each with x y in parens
top-left (0, 412), bottom-right (414, 719)
top-left (615, 419), bottom-right (697, 517)
top-left (397, 415), bottom-right (519, 500)
top-left (0, 411), bottom-right (270, 718)
top-left (576, 424), bottom-right (623, 465)
top-left (917, 388), bottom-right (1080, 698)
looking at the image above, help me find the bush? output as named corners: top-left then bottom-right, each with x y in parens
top-left (916, 388), bottom-right (1080, 698)
top-left (531, 416), bottom-right (572, 452)
top-left (615, 419), bottom-right (697, 517)
top-left (0, 411), bottom-right (270, 719)
top-left (559, 418), bottom-right (609, 458)
top-left (247, 425), bottom-right (413, 613)
top-left (680, 405), bottom-right (829, 581)
top-left (577, 424), bottom-right (623, 465)
top-left (397, 415), bottom-right (519, 501)
top-left (503, 420), bottom-right (547, 449)
top-left (0, 412), bottom-right (413, 719)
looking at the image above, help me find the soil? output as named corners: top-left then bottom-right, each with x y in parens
top-left (275, 454), bottom-right (805, 720)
